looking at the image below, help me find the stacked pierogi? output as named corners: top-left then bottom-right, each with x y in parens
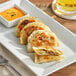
top-left (16, 16), bottom-right (63, 64)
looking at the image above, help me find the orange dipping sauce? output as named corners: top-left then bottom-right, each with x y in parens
top-left (0, 7), bottom-right (25, 21)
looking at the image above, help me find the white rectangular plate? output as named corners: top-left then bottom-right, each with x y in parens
top-left (0, 0), bottom-right (76, 76)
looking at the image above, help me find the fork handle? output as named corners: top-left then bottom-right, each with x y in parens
top-left (7, 63), bottom-right (22, 76)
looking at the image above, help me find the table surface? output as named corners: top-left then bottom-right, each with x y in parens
top-left (0, 0), bottom-right (76, 76)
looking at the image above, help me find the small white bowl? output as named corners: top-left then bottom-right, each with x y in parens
top-left (0, 4), bottom-right (29, 27)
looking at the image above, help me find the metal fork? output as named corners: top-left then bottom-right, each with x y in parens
top-left (0, 55), bottom-right (22, 76)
